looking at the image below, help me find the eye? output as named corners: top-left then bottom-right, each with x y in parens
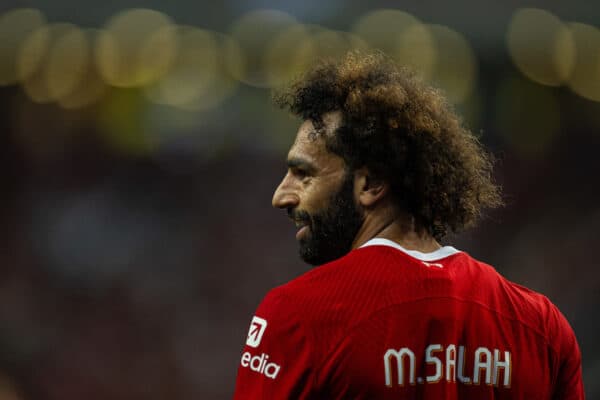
top-left (291, 167), bottom-right (309, 180)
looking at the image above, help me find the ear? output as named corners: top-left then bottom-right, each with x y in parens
top-left (354, 167), bottom-right (389, 207)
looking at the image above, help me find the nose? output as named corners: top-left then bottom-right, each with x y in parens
top-left (272, 172), bottom-right (299, 209)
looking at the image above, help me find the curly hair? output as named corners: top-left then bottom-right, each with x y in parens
top-left (273, 51), bottom-right (503, 240)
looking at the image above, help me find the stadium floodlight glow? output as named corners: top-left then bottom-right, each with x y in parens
top-left (17, 23), bottom-right (108, 107)
top-left (426, 24), bottom-right (477, 105)
top-left (0, 8), bottom-right (46, 86)
top-left (145, 26), bottom-right (239, 110)
top-left (95, 8), bottom-right (177, 88)
top-left (16, 23), bottom-right (49, 85)
top-left (58, 29), bottom-right (108, 109)
top-left (45, 26), bottom-right (89, 101)
top-left (145, 26), bottom-right (219, 107)
top-left (507, 8), bottom-right (575, 87)
top-left (264, 23), bottom-right (314, 88)
top-left (264, 23), bottom-right (370, 90)
top-left (567, 22), bottom-right (600, 102)
top-left (352, 9), bottom-right (437, 81)
top-left (146, 28), bottom-right (241, 111)
top-left (308, 26), bottom-right (368, 62)
top-left (228, 9), bottom-right (299, 88)
top-left (18, 23), bottom-right (87, 104)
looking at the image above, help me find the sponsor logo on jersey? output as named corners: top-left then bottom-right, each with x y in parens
top-left (241, 316), bottom-right (281, 379)
top-left (246, 316), bottom-right (267, 348)
top-left (240, 352), bottom-right (281, 379)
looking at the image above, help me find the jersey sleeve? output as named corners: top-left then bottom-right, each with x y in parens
top-left (551, 307), bottom-right (585, 400)
top-left (233, 287), bottom-right (316, 399)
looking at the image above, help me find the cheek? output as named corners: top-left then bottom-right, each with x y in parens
top-left (302, 183), bottom-right (333, 211)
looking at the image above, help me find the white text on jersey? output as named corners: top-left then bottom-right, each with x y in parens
top-left (383, 344), bottom-right (511, 388)
top-left (241, 352), bottom-right (281, 379)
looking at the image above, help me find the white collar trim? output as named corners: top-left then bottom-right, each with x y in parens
top-left (359, 238), bottom-right (461, 261)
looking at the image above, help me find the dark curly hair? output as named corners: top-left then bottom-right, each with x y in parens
top-left (273, 51), bottom-right (503, 240)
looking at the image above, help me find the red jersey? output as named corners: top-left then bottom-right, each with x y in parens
top-left (234, 238), bottom-right (584, 399)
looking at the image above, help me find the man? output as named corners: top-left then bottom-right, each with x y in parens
top-left (233, 52), bottom-right (584, 399)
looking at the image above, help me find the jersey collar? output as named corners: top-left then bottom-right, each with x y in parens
top-left (359, 238), bottom-right (461, 262)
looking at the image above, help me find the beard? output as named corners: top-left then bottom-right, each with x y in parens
top-left (290, 172), bottom-right (364, 266)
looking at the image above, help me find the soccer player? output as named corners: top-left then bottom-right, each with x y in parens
top-left (233, 52), bottom-right (584, 399)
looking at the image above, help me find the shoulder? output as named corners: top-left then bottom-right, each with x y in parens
top-left (251, 284), bottom-right (309, 346)
top-left (234, 251), bottom-right (377, 399)
top-left (266, 246), bottom-right (410, 338)
top-left (502, 282), bottom-right (586, 397)
top-left (257, 249), bottom-right (378, 334)
top-left (281, 244), bottom-right (398, 291)
top-left (470, 256), bottom-right (578, 352)
top-left (272, 247), bottom-right (381, 310)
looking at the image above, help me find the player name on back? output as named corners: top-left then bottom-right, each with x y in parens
top-left (384, 344), bottom-right (511, 388)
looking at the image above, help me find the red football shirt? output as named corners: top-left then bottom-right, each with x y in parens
top-left (234, 238), bottom-right (584, 399)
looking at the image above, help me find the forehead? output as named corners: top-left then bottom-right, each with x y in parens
top-left (287, 111), bottom-right (344, 165)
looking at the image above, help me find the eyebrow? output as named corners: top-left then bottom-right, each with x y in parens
top-left (286, 157), bottom-right (317, 174)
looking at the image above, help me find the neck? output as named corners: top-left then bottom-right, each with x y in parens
top-left (352, 210), bottom-right (441, 253)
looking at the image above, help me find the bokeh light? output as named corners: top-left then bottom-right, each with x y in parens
top-left (18, 23), bottom-right (86, 103)
top-left (264, 23), bottom-right (314, 87)
top-left (145, 27), bottom-right (219, 107)
top-left (145, 28), bottom-right (241, 111)
top-left (308, 26), bottom-right (368, 61)
top-left (0, 8), bottom-right (46, 86)
top-left (96, 8), bottom-right (177, 88)
top-left (427, 24), bottom-right (477, 104)
top-left (190, 32), bottom-right (243, 110)
top-left (507, 8), bottom-right (575, 87)
top-left (229, 9), bottom-right (299, 87)
top-left (353, 9), bottom-right (436, 80)
top-left (495, 76), bottom-right (561, 158)
top-left (58, 29), bottom-right (108, 109)
top-left (15, 22), bottom-right (50, 84)
top-left (0, 4), bottom-right (598, 400)
top-left (45, 26), bottom-right (89, 101)
top-left (567, 22), bottom-right (600, 102)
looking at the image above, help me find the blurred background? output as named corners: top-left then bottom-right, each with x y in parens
top-left (0, 0), bottom-right (598, 398)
